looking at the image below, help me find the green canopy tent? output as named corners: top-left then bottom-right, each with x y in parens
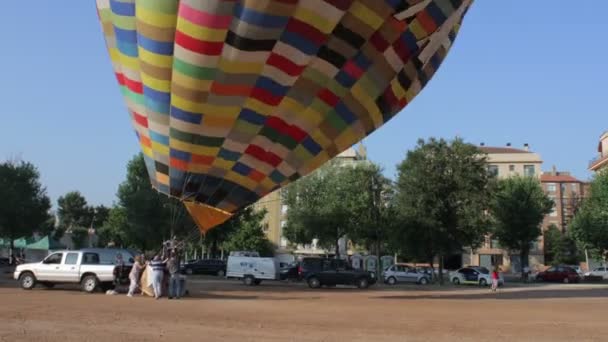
top-left (0, 237), bottom-right (35, 249)
top-left (25, 236), bottom-right (66, 250)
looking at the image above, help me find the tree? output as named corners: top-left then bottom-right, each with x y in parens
top-left (97, 206), bottom-right (130, 247)
top-left (345, 163), bottom-right (394, 273)
top-left (283, 161), bottom-right (364, 257)
top-left (490, 176), bottom-right (553, 279)
top-left (222, 207), bottom-right (274, 257)
top-left (57, 191), bottom-right (93, 231)
top-left (0, 160), bottom-right (52, 262)
top-left (571, 170), bottom-right (608, 265)
top-left (91, 205), bottom-right (111, 229)
top-left (544, 224), bottom-right (580, 265)
top-left (70, 227), bottom-right (90, 249)
top-left (394, 137), bottom-right (493, 284)
top-left (112, 154), bottom-right (193, 252)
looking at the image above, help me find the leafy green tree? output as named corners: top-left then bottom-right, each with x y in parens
top-left (0, 160), bottom-right (52, 259)
top-left (70, 227), bottom-right (90, 249)
top-left (344, 163), bottom-right (394, 273)
top-left (114, 154), bottom-right (193, 252)
top-left (394, 137), bottom-right (493, 284)
top-left (91, 205), bottom-right (111, 229)
top-left (222, 207), bottom-right (274, 257)
top-left (57, 191), bottom-right (93, 230)
top-left (98, 206), bottom-right (130, 247)
top-left (490, 176), bottom-right (553, 278)
top-left (571, 170), bottom-right (608, 264)
top-left (544, 224), bottom-right (580, 265)
top-left (283, 161), bottom-right (363, 257)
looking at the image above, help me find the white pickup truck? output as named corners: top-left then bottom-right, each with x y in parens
top-left (14, 248), bottom-right (135, 293)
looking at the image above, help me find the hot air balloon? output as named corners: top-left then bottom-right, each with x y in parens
top-left (96, 0), bottom-right (474, 233)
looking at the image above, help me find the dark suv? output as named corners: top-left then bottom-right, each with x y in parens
top-left (298, 257), bottom-right (377, 289)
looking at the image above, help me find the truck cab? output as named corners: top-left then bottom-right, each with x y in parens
top-left (14, 248), bottom-right (135, 293)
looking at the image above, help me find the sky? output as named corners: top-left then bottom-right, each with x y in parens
top-left (0, 1), bottom-right (606, 207)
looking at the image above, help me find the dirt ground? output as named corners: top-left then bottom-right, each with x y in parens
top-left (0, 276), bottom-right (607, 342)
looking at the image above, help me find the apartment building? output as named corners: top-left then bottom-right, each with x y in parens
top-left (462, 144), bottom-right (545, 271)
top-left (589, 131), bottom-right (608, 172)
top-left (541, 168), bottom-right (589, 233)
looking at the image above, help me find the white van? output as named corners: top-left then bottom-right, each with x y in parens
top-left (226, 251), bottom-right (279, 286)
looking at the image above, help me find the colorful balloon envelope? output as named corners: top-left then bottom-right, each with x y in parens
top-left (96, 0), bottom-right (474, 232)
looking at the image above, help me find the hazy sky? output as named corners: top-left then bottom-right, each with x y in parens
top-left (1, 1), bottom-right (606, 207)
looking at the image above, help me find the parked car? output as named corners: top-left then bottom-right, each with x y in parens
top-left (566, 265), bottom-right (585, 278)
top-left (181, 259), bottom-right (226, 276)
top-left (383, 264), bottom-right (430, 285)
top-left (13, 248), bottom-right (135, 293)
top-left (450, 267), bottom-right (504, 287)
top-left (536, 265), bottom-right (580, 283)
top-left (298, 257), bottom-right (377, 289)
top-left (584, 266), bottom-right (608, 280)
top-left (279, 262), bottom-right (299, 281)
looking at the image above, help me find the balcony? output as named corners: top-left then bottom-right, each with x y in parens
top-left (589, 154), bottom-right (608, 171)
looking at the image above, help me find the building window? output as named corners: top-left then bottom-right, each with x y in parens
top-left (549, 206), bottom-right (558, 217)
top-left (488, 165), bottom-right (499, 177)
top-left (491, 239), bottom-right (501, 249)
top-left (560, 183), bottom-right (567, 193)
top-left (571, 183), bottom-right (578, 192)
top-left (546, 183), bottom-right (556, 192)
top-left (509, 165), bottom-right (515, 172)
top-left (281, 205), bottom-right (288, 214)
top-left (524, 165), bottom-right (535, 177)
top-left (263, 223), bottom-right (269, 232)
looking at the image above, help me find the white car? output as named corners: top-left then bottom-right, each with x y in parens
top-left (584, 266), bottom-right (608, 279)
top-left (450, 267), bottom-right (504, 287)
top-left (383, 265), bottom-right (431, 285)
top-left (14, 248), bottom-right (134, 293)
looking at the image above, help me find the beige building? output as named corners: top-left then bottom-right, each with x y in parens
top-left (254, 144), bottom-right (368, 252)
top-left (541, 168), bottom-right (589, 234)
top-left (589, 131), bottom-right (608, 172)
top-left (463, 144), bottom-right (545, 271)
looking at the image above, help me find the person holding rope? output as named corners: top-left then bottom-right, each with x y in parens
top-left (150, 254), bottom-right (168, 299)
top-left (167, 251), bottom-right (182, 299)
top-left (127, 255), bottom-right (145, 297)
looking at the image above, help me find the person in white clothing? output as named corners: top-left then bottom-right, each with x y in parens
top-left (127, 255), bottom-right (145, 297)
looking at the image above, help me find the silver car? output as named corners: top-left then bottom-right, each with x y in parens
top-left (383, 265), bottom-right (431, 285)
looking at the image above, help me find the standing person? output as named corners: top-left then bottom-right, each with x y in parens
top-left (167, 252), bottom-right (182, 299)
top-left (523, 265), bottom-right (530, 283)
top-left (150, 255), bottom-right (168, 299)
top-left (127, 255), bottom-right (145, 297)
top-left (491, 266), bottom-right (500, 292)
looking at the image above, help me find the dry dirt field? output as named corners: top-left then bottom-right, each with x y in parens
top-left (0, 277), bottom-right (607, 342)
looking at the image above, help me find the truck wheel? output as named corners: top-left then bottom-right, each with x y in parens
top-left (243, 275), bottom-right (255, 286)
top-left (19, 272), bottom-right (36, 290)
top-left (307, 277), bottom-right (321, 289)
top-left (356, 277), bottom-right (369, 289)
top-left (81, 275), bottom-right (99, 293)
top-left (254, 279), bottom-right (262, 285)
